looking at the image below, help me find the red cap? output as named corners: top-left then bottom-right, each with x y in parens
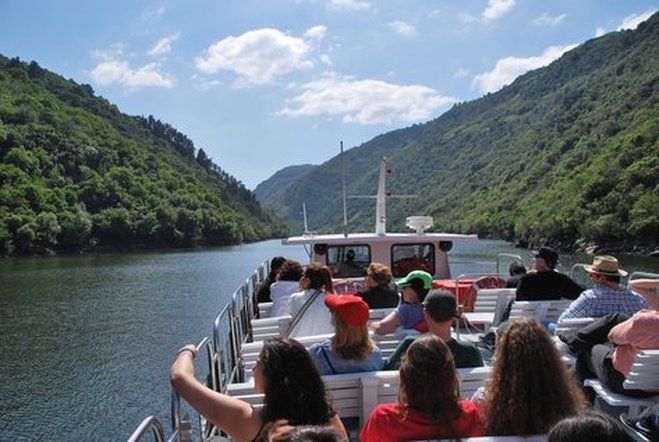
top-left (324, 294), bottom-right (369, 326)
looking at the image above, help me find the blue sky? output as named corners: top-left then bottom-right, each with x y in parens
top-left (1, 1), bottom-right (657, 189)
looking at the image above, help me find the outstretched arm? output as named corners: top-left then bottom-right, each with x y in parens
top-left (371, 311), bottom-right (401, 335)
top-left (170, 345), bottom-right (261, 442)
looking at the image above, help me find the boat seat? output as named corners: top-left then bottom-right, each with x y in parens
top-left (554, 317), bottom-right (596, 336)
top-left (584, 349), bottom-right (659, 417)
top-left (509, 300), bottom-right (573, 323)
top-left (464, 288), bottom-right (516, 329)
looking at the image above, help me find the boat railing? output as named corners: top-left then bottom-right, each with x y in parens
top-left (127, 416), bottom-right (166, 442)
top-left (569, 263), bottom-right (589, 280)
top-left (170, 337), bottom-right (219, 442)
top-left (629, 271), bottom-right (659, 281)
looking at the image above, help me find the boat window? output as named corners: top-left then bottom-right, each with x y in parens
top-left (391, 243), bottom-right (435, 277)
top-left (326, 245), bottom-right (370, 278)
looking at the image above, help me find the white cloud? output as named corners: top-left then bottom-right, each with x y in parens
top-left (482, 0), bottom-right (516, 21)
top-left (89, 45), bottom-right (175, 89)
top-left (617, 9), bottom-right (657, 30)
top-left (327, 0), bottom-right (370, 10)
top-left (142, 5), bottom-right (165, 20)
top-left (279, 74), bottom-right (455, 125)
top-left (195, 28), bottom-right (315, 86)
top-left (595, 27), bottom-right (606, 37)
top-left (388, 20), bottom-right (418, 37)
top-left (148, 33), bottom-right (180, 57)
top-left (533, 13), bottom-right (566, 27)
top-left (191, 74), bottom-right (221, 91)
top-left (473, 44), bottom-right (577, 93)
top-left (304, 25), bottom-right (327, 40)
top-left (454, 68), bottom-right (470, 78)
top-left (459, 13), bottom-right (478, 24)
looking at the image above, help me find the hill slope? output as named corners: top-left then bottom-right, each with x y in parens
top-left (0, 55), bottom-right (287, 255)
top-left (254, 164), bottom-right (317, 208)
top-left (268, 14), bottom-right (659, 253)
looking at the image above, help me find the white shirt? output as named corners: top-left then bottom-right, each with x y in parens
top-left (269, 280), bottom-right (300, 317)
top-left (288, 289), bottom-right (333, 338)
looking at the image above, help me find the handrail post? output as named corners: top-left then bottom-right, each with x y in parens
top-left (127, 416), bottom-right (166, 442)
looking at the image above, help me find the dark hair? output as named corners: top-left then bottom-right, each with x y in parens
top-left (509, 261), bottom-right (526, 276)
top-left (548, 411), bottom-right (629, 442)
top-left (481, 318), bottom-right (588, 436)
top-left (304, 263), bottom-right (334, 293)
top-left (602, 274), bottom-right (621, 283)
top-left (266, 421), bottom-right (342, 442)
top-left (269, 257), bottom-right (287, 278)
top-left (398, 335), bottom-right (461, 433)
top-left (260, 338), bottom-right (333, 426)
top-left (279, 260), bottom-right (304, 282)
top-left (408, 278), bottom-right (430, 303)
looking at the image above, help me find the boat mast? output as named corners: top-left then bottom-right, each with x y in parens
top-left (375, 157), bottom-right (388, 236)
top-left (341, 141), bottom-right (348, 237)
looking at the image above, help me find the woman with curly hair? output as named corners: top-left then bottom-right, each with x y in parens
top-left (171, 337), bottom-right (347, 442)
top-left (478, 317), bottom-right (589, 436)
top-left (360, 334), bottom-right (483, 441)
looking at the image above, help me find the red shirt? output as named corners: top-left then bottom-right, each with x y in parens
top-left (360, 401), bottom-right (483, 442)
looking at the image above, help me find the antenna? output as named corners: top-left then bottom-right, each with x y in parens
top-left (340, 141), bottom-right (348, 237)
top-left (302, 202), bottom-right (309, 234)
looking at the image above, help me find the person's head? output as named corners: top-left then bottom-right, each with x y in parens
top-left (396, 270), bottom-right (432, 304)
top-left (509, 261), bottom-right (527, 276)
top-left (301, 263), bottom-right (334, 293)
top-left (422, 290), bottom-right (459, 325)
top-left (345, 249), bottom-right (355, 262)
top-left (548, 411), bottom-right (629, 442)
top-left (481, 317), bottom-right (588, 436)
top-left (278, 260), bottom-right (304, 282)
top-left (255, 338), bottom-right (332, 426)
top-left (269, 257), bottom-right (287, 278)
top-left (398, 335), bottom-right (461, 426)
top-left (325, 294), bottom-right (373, 360)
top-left (366, 262), bottom-right (393, 288)
top-left (585, 255), bottom-right (626, 285)
top-left (266, 420), bottom-right (342, 442)
top-left (534, 246), bottom-right (559, 271)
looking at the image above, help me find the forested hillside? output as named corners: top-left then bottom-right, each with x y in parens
top-left (265, 13), bottom-right (659, 253)
top-left (253, 164), bottom-right (317, 208)
top-left (0, 55), bottom-right (286, 256)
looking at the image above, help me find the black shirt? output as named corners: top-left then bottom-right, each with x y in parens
top-left (516, 270), bottom-right (584, 301)
top-left (356, 286), bottom-right (400, 309)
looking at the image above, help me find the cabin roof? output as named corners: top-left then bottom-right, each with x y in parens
top-left (282, 232), bottom-right (478, 245)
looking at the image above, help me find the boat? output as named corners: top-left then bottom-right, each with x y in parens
top-left (127, 157), bottom-right (657, 442)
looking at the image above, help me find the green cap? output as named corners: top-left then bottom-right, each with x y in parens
top-left (395, 270), bottom-right (433, 289)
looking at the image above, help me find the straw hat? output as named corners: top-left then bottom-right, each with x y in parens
top-left (584, 255), bottom-right (628, 277)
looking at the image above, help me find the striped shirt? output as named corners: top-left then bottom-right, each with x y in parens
top-left (558, 284), bottom-right (648, 321)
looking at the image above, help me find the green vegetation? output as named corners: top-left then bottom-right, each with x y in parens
top-left (254, 164), bottom-right (317, 208)
top-left (0, 55), bottom-right (286, 256)
top-left (267, 14), bottom-right (659, 252)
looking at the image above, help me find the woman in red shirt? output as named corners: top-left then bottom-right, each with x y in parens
top-left (360, 334), bottom-right (483, 442)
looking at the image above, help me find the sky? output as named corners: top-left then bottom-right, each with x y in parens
top-left (1, 1), bottom-right (657, 189)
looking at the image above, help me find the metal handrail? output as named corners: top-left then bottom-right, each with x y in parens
top-left (127, 416), bottom-right (166, 442)
top-left (569, 263), bottom-right (589, 279)
top-left (171, 337), bottom-right (210, 441)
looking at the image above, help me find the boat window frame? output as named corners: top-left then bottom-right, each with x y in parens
top-left (390, 242), bottom-right (436, 277)
top-left (325, 243), bottom-right (372, 278)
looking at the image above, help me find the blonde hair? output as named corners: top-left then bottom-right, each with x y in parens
top-left (330, 312), bottom-right (374, 360)
top-left (367, 262), bottom-right (393, 287)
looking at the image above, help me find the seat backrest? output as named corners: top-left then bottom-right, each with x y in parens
top-left (509, 300), bottom-right (572, 322)
top-left (554, 317), bottom-right (596, 335)
top-left (624, 349), bottom-right (659, 391)
top-left (474, 289), bottom-right (515, 314)
top-left (258, 302), bottom-right (273, 318)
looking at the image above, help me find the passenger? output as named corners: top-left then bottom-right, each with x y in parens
top-left (288, 263), bottom-right (335, 337)
top-left (383, 290), bottom-right (483, 370)
top-left (355, 262), bottom-right (399, 309)
top-left (558, 256), bottom-right (648, 321)
top-left (170, 337), bottom-right (347, 442)
top-left (548, 411), bottom-right (630, 442)
top-left (360, 335), bottom-right (483, 441)
top-left (308, 294), bottom-right (383, 375)
top-left (371, 270), bottom-right (432, 335)
top-left (266, 420), bottom-right (343, 442)
top-left (505, 261), bottom-right (527, 288)
top-left (570, 309), bottom-right (659, 397)
top-left (476, 317), bottom-right (588, 436)
top-left (257, 256), bottom-right (287, 303)
top-left (516, 246), bottom-right (583, 301)
top-left (269, 260), bottom-right (304, 317)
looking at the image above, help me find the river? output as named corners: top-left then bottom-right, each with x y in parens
top-left (0, 238), bottom-right (656, 440)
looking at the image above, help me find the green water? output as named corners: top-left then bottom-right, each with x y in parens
top-left (0, 239), bottom-right (655, 440)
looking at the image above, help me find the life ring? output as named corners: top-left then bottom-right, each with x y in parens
top-left (461, 275), bottom-right (507, 312)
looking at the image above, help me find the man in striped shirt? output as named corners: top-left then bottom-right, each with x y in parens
top-left (558, 255), bottom-right (648, 321)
